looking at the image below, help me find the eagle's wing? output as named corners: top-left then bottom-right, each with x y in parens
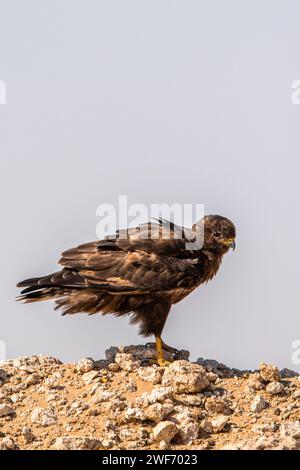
top-left (107, 218), bottom-right (203, 256)
top-left (59, 220), bottom-right (203, 293)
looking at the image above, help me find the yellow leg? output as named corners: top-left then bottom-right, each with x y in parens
top-left (156, 336), bottom-right (172, 367)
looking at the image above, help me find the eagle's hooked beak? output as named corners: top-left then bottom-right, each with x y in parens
top-left (221, 238), bottom-right (236, 250)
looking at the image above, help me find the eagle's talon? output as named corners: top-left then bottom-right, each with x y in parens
top-left (155, 336), bottom-right (176, 368)
top-left (171, 351), bottom-right (179, 361)
top-left (142, 357), bottom-right (174, 367)
top-left (161, 341), bottom-right (179, 355)
top-left (157, 358), bottom-right (172, 367)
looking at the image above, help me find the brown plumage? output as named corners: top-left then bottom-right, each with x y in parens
top-left (17, 215), bottom-right (236, 364)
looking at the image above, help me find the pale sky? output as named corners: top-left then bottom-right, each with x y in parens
top-left (0, 0), bottom-right (299, 371)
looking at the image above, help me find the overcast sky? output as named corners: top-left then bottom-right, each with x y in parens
top-left (0, 0), bottom-right (300, 371)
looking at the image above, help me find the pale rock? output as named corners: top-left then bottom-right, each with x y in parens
top-left (159, 440), bottom-right (168, 450)
top-left (252, 435), bottom-right (277, 450)
top-left (124, 406), bottom-right (146, 421)
top-left (137, 366), bottom-right (164, 385)
top-left (31, 406), bottom-right (57, 426)
top-left (107, 362), bottom-right (120, 372)
top-left (137, 386), bottom-right (172, 406)
top-left (171, 412), bottom-right (199, 444)
top-left (101, 438), bottom-right (114, 448)
top-left (206, 372), bottom-right (218, 383)
top-left (0, 436), bottom-right (16, 450)
top-left (13, 355), bottom-right (60, 369)
top-left (162, 361), bottom-right (209, 394)
top-left (247, 378), bottom-right (264, 391)
top-left (52, 436), bottom-right (101, 450)
top-left (259, 363), bottom-right (281, 383)
top-left (123, 378), bottom-right (137, 392)
top-left (46, 392), bottom-right (60, 403)
top-left (92, 389), bottom-right (118, 404)
top-left (173, 393), bottom-right (202, 406)
top-left (25, 373), bottom-right (41, 387)
top-left (89, 383), bottom-right (104, 395)
top-left (204, 396), bottom-right (232, 415)
top-left (278, 437), bottom-right (300, 450)
top-left (153, 421), bottom-right (178, 444)
top-left (266, 381), bottom-right (284, 395)
top-left (250, 395), bottom-right (267, 413)
top-left (144, 402), bottom-right (173, 423)
top-left (280, 421), bottom-right (300, 439)
top-left (119, 427), bottom-right (142, 442)
top-left (82, 370), bottom-right (99, 384)
top-left (22, 426), bottom-right (35, 444)
top-left (44, 372), bottom-right (64, 390)
top-left (115, 353), bottom-right (140, 371)
top-left (0, 404), bottom-right (15, 417)
top-left (178, 419), bottom-right (199, 444)
top-left (220, 439), bottom-right (257, 450)
top-left (101, 398), bottom-right (126, 413)
top-left (10, 394), bottom-right (22, 404)
top-left (211, 415), bottom-right (229, 432)
top-left (220, 443), bottom-right (242, 450)
top-left (252, 421), bottom-right (278, 433)
top-left (200, 419), bottom-right (213, 434)
top-left (70, 400), bottom-right (89, 412)
top-left (76, 358), bottom-right (95, 374)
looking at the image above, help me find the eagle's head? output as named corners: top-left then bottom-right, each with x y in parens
top-left (200, 215), bottom-right (236, 253)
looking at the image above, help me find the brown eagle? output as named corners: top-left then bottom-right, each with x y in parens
top-left (17, 215), bottom-right (236, 365)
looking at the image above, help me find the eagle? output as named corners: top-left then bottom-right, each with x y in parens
top-left (17, 215), bottom-right (236, 366)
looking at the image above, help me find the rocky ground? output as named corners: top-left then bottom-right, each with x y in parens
top-left (0, 344), bottom-right (299, 450)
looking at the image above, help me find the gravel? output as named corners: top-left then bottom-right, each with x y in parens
top-left (0, 347), bottom-right (298, 450)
